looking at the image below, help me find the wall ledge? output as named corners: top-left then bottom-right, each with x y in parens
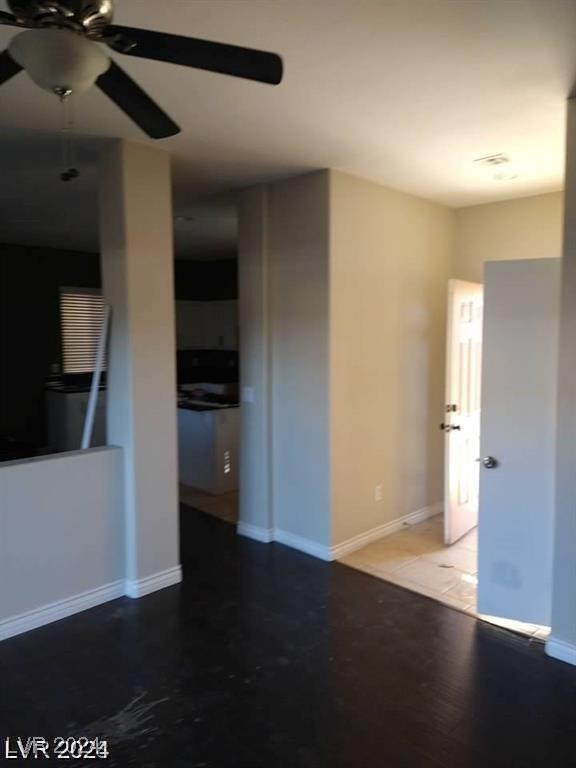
top-left (125, 565), bottom-right (183, 599)
top-left (546, 636), bottom-right (576, 666)
top-left (238, 502), bottom-right (443, 562)
top-left (0, 445), bottom-right (121, 470)
top-left (0, 580), bottom-right (124, 642)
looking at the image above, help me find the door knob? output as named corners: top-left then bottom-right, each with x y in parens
top-left (439, 423), bottom-right (461, 432)
top-left (482, 456), bottom-right (498, 469)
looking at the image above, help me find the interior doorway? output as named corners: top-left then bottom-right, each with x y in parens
top-left (340, 263), bottom-right (558, 641)
top-left (174, 195), bottom-right (240, 527)
top-left (340, 279), bottom-right (487, 624)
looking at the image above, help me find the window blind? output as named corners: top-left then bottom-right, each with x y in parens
top-left (60, 288), bottom-right (107, 374)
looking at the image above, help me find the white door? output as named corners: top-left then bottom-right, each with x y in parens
top-left (444, 279), bottom-right (483, 545)
top-left (477, 259), bottom-right (560, 626)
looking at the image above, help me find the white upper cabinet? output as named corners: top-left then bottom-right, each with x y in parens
top-left (176, 300), bottom-right (238, 350)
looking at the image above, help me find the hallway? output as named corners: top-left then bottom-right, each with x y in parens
top-left (1, 506), bottom-right (573, 767)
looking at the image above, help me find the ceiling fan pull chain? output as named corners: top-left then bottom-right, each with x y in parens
top-left (59, 93), bottom-right (68, 166)
top-left (59, 92), bottom-right (79, 182)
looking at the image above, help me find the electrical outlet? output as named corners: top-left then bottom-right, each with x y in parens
top-left (374, 484), bottom-right (383, 502)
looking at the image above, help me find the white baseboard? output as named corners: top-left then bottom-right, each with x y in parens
top-left (0, 580), bottom-right (125, 642)
top-left (331, 502), bottom-right (443, 560)
top-left (274, 529), bottom-right (332, 561)
top-left (237, 522), bottom-right (274, 543)
top-left (238, 502), bottom-right (443, 563)
top-left (0, 566), bottom-right (184, 643)
top-left (546, 636), bottom-right (576, 666)
top-left (124, 565), bottom-right (183, 599)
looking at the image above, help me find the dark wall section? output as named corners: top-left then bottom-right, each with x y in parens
top-left (0, 247), bottom-right (238, 450)
top-left (175, 258), bottom-right (238, 301)
top-left (0, 243), bottom-right (100, 448)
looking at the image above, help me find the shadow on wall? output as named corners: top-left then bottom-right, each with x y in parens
top-left (0, 243), bottom-right (100, 454)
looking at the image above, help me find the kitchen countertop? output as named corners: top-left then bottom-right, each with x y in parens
top-left (46, 384), bottom-right (106, 394)
top-left (46, 384), bottom-right (239, 411)
top-left (178, 401), bottom-right (239, 412)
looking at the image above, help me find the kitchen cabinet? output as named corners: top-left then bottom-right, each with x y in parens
top-left (178, 406), bottom-right (239, 494)
top-left (176, 301), bottom-right (206, 350)
top-left (176, 300), bottom-right (238, 351)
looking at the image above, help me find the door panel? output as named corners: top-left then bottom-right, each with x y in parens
top-left (444, 280), bottom-right (483, 545)
top-left (478, 259), bottom-right (560, 625)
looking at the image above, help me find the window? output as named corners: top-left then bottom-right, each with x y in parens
top-left (60, 288), bottom-right (106, 374)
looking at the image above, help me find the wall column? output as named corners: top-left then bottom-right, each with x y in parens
top-left (548, 99), bottom-right (576, 665)
top-left (99, 140), bottom-right (181, 597)
top-left (237, 186), bottom-right (274, 540)
top-left (237, 174), bottom-right (331, 553)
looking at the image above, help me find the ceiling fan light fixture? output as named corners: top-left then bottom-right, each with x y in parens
top-left (9, 28), bottom-right (109, 95)
top-left (0, 1), bottom-right (283, 139)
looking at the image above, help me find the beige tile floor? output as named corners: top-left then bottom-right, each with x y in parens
top-left (179, 484), bottom-right (238, 525)
top-left (340, 514), bottom-right (550, 641)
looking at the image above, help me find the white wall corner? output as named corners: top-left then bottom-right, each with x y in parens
top-left (124, 565), bottom-right (183, 599)
top-left (237, 522), bottom-right (274, 544)
top-left (238, 524), bottom-right (331, 557)
top-left (273, 529), bottom-right (333, 561)
top-left (545, 637), bottom-right (576, 666)
top-left (330, 502), bottom-right (443, 560)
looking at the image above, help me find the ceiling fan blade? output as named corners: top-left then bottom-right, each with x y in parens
top-left (0, 11), bottom-right (19, 26)
top-left (0, 11), bottom-right (33, 28)
top-left (97, 61), bottom-right (180, 139)
top-left (105, 25), bottom-right (283, 85)
top-left (0, 50), bottom-right (22, 85)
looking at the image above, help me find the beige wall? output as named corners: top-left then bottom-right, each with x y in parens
top-left (453, 192), bottom-right (563, 283)
top-left (0, 448), bottom-right (123, 639)
top-left (238, 187), bottom-right (274, 536)
top-left (269, 173), bottom-right (331, 545)
top-left (100, 141), bottom-right (181, 591)
top-left (238, 173), bottom-right (331, 548)
top-left (239, 172), bottom-right (565, 560)
top-left (329, 171), bottom-right (453, 545)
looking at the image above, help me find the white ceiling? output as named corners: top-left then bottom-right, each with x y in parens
top-left (0, 0), bottom-right (574, 255)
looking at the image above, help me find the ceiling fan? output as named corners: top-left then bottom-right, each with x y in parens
top-left (0, 0), bottom-right (283, 138)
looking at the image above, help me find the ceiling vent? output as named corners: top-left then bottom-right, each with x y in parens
top-left (474, 153), bottom-right (510, 167)
top-left (474, 153), bottom-right (518, 181)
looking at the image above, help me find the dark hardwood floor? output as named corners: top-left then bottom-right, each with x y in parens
top-left (1, 506), bottom-right (575, 767)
